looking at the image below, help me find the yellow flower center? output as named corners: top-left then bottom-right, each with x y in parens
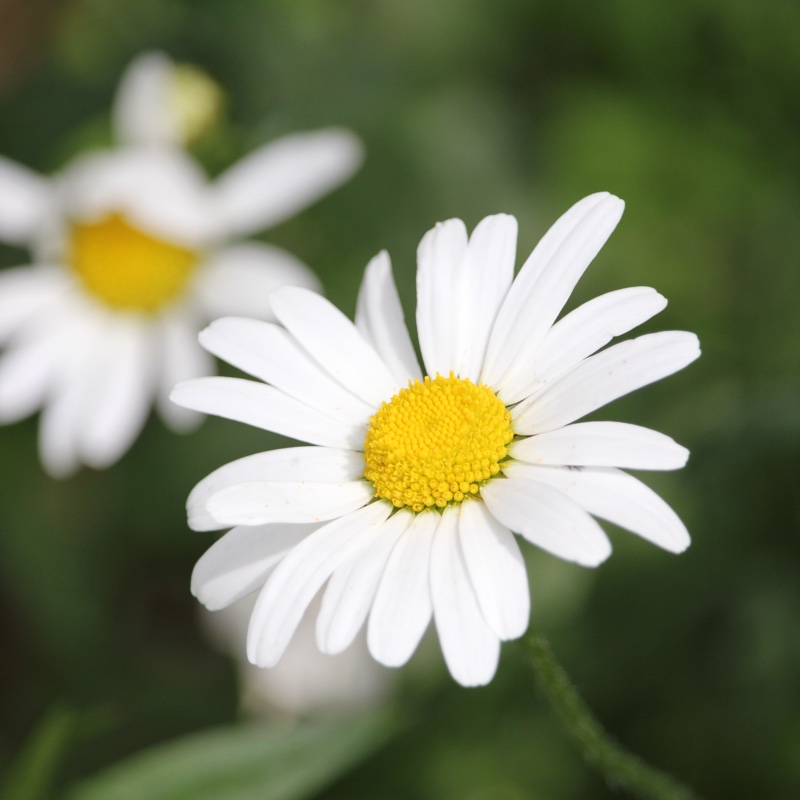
top-left (364, 373), bottom-right (513, 512)
top-left (68, 213), bottom-right (199, 312)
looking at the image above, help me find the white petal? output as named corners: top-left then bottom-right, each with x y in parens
top-left (355, 251), bottom-right (422, 391)
top-left (513, 331), bottom-right (701, 435)
top-left (112, 51), bottom-right (179, 146)
top-left (317, 509), bottom-right (414, 655)
top-left (481, 193), bottom-right (625, 390)
top-left (269, 286), bottom-right (397, 407)
top-left (195, 243), bottom-right (321, 322)
top-left (368, 510), bottom-right (438, 668)
top-left (0, 157), bottom-right (52, 245)
top-left (247, 501), bottom-right (392, 667)
top-left (206, 479), bottom-right (374, 526)
top-left (509, 463), bottom-right (690, 553)
top-left (171, 376), bottom-right (363, 449)
top-left (431, 505), bottom-right (500, 686)
top-left (415, 218), bottom-right (468, 378)
top-left (482, 478), bottom-right (611, 567)
top-left (77, 316), bottom-right (155, 469)
top-left (188, 446), bottom-right (365, 531)
top-left (457, 214), bottom-right (518, 382)
top-left (211, 129), bottom-right (364, 236)
top-left (57, 149), bottom-right (212, 247)
top-left (500, 287), bottom-right (667, 404)
top-left (192, 522), bottom-right (320, 610)
top-left (199, 317), bottom-right (372, 428)
top-left (0, 266), bottom-right (70, 344)
top-left (510, 422), bottom-right (689, 471)
top-left (157, 311), bottom-right (214, 433)
top-left (458, 499), bottom-right (530, 640)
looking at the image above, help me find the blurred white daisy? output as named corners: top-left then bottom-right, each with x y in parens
top-left (172, 193), bottom-right (700, 687)
top-left (0, 51), bottom-right (363, 476)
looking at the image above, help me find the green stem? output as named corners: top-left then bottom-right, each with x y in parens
top-left (523, 627), bottom-right (703, 800)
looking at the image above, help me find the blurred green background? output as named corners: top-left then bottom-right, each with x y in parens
top-left (1, 1), bottom-right (799, 798)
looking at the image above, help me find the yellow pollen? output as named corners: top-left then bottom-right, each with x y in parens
top-left (364, 373), bottom-right (513, 512)
top-left (68, 213), bottom-right (198, 312)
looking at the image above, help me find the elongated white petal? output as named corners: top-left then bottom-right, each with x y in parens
top-left (171, 377), bottom-right (363, 449)
top-left (212, 129), bottom-right (364, 236)
top-left (368, 510), bottom-right (438, 667)
top-left (78, 317), bottom-right (155, 469)
top-left (500, 287), bottom-right (667, 404)
top-left (457, 214), bottom-right (517, 382)
top-left (112, 51), bottom-right (178, 146)
top-left (195, 243), bottom-right (321, 322)
top-left (511, 422), bottom-right (689, 471)
top-left (0, 266), bottom-right (69, 344)
top-left (431, 505), bottom-right (500, 686)
top-left (247, 501), bottom-right (392, 667)
top-left (355, 251), bottom-right (422, 390)
top-left (482, 193), bottom-right (625, 390)
top-left (58, 149), bottom-right (212, 247)
top-left (206, 480), bottom-right (374, 527)
top-left (482, 478), bottom-right (611, 567)
top-left (317, 509), bottom-right (414, 655)
top-left (507, 463), bottom-right (690, 553)
top-left (458, 499), bottom-right (530, 640)
top-left (0, 157), bottom-right (52, 245)
top-left (189, 447), bottom-right (365, 531)
top-left (199, 317), bottom-right (372, 428)
top-left (269, 286), bottom-right (396, 407)
top-left (415, 218), bottom-right (469, 377)
top-left (157, 311), bottom-right (213, 433)
top-left (513, 331), bottom-right (701, 435)
top-left (192, 522), bottom-right (320, 610)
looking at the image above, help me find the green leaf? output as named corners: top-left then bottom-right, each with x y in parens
top-left (0, 706), bottom-right (77, 800)
top-left (68, 710), bottom-right (399, 800)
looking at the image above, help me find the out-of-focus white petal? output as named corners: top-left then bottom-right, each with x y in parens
top-left (188, 446), bottom-right (365, 531)
top-left (171, 376), bottom-right (363, 450)
top-left (500, 287), bottom-right (667, 404)
top-left (368, 510), bottom-right (438, 668)
top-left (355, 251), bottom-right (422, 391)
top-left (431, 505), bottom-right (500, 686)
top-left (112, 51), bottom-right (179, 147)
top-left (247, 501), bottom-right (392, 667)
top-left (458, 499), bottom-right (530, 640)
top-left (57, 149), bottom-right (212, 247)
top-left (513, 331), bottom-right (701, 435)
top-left (195, 243), bottom-right (321, 323)
top-left (510, 422), bottom-right (689, 471)
top-left (212, 129), bottom-right (364, 236)
top-left (0, 266), bottom-right (69, 344)
top-left (199, 317), bottom-right (372, 428)
top-left (206, 479), bottom-right (374, 527)
top-left (77, 315), bottom-right (155, 469)
top-left (317, 509), bottom-right (414, 655)
top-left (415, 218), bottom-right (468, 378)
top-left (192, 522), bottom-right (320, 610)
top-left (0, 157), bottom-right (53, 246)
top-left (457, 214), bottom-right (517, 382)
top-left (482, 477), bottom-right (612, 567)
top-left (157, 310), bottom-right (214, 433)
top-left (270, 286), bottom-right (397, 407)
top-left (482, 193), bottom-right (625, 390)
top-left (508, 463), bottom-right (691, 554)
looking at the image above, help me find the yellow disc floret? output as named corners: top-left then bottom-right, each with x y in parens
top-left (68, 213), bottom-right (198, 313)
top-left (364, 373), bottom-right (513, 512)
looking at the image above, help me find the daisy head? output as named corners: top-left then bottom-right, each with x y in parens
top-left (0, 51), bottom-right (363, 477)
top-left (172, 192), bottom-right (701, 687)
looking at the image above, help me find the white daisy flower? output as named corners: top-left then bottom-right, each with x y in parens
top-left (172, 192), bottom-right (701, 687)
top-left (0, 51), bottom-right (363, 477)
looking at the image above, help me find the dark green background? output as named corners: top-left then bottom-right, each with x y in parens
top-left (1, 1), bottom-right (798, 797)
